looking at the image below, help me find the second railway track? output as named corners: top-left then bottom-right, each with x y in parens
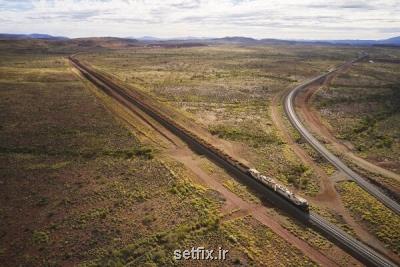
top-left (69, 56), bottom-right (397, 267)
top-left (284, 55), bottom-right (400, 216)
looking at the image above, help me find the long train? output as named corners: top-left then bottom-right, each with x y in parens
top-left (69, 56), bottom-right (309, 212)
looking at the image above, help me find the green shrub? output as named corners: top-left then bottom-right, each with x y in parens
top-left (208, 124), bottom-right (282, 147)
top-left (32, 231), bottom-right (49, 244)
top-left (104, 146), bottom-right (154, 160)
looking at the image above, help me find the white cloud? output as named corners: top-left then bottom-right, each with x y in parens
top-left (1, 0), bottom-right (399, 39)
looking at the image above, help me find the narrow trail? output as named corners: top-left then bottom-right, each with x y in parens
top-left (297, 66), bottom-right (400, 184)
top-left (271, 88), bottom-right (342, 203)
top-left (295, 64), bottom-right (400, 260)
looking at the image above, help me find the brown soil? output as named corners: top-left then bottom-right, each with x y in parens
top-left (84, 60), bottom-right (254, 168)
top-left (270, 84), bottom-right (396, 259)
top-left (296, 67), bottom-right (400, 183)
top-left (169, 139), bottom-right (342, 267)
top-left (72, 66), bottom-right (359, 266)
top-left (271, 87), bottom-right (339, 204)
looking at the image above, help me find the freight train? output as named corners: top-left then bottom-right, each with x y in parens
top-left (248, 169), bottom-right (309, 211)
top-left (69, 56), bottom-right (309, 212)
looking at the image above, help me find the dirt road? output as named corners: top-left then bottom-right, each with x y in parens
top-left (270, 87), bottom-right (392, 256)
top-left (72, 65), bottom-right (356, 266)
top-left (296, 68), bottom-right (400, 184)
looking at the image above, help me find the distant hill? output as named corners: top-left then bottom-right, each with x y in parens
top-left (70, 37), bottom-right (140, 48)
top-left (28, 33), bottom-right (68, 40)
top-left (205, 36), bottom-right (400, 46)
top-left (131, 36), bottom-right (212, 42)
top-left (1, 33), bottom-right (399, 47)
top-left (0, 34), bottom-right (28, 40)
top-left (380, 36), bottom-right (400, 45)
top-left (209, 36), bottom-right (259, 44)
top-left (302, 36), bottom-right (400, 46)
top-left (133, 36), bottom-right (163, 41)
top-left (259, 38), bottom-right (296, 45)
top-left (0, 33), bottom-right (68, 40)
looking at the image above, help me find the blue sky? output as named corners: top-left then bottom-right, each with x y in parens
top-left (1, 0), bottom-right (399, 39)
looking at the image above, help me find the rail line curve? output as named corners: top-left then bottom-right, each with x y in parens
top-left (284, 55), bottom-right (400, 216)
top-left (70, 56), bottom-right (397, 267)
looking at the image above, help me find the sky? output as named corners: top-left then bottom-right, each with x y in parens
top-left (1, 0), bottom-right (399, 40)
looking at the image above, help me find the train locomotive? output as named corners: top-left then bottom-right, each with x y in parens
top-left (248, 169), bottom-right (309, 211)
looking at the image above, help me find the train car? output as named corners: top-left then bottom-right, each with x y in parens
top-left (248, 169), bottom-right (309, 211)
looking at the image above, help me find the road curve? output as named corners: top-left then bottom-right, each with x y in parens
top-left (284, 56), bottom-right (400, 216)
top-left (70, 56), bottom-right (397, 267)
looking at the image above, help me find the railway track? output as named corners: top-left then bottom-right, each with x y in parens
top-left (284, 56), bottom-right (400, 216)
top-left (69, 56), bottom-right (397, 267)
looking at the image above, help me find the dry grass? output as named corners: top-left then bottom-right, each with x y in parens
top-left (222, 216), bottom-right (316, 266)
top-left (0, 49), bottom-right (228, 266)
top-left (0, 42), bottom-right (323, 266)
top-left (78, 45), bottom-right (357, 200)
top-left (314, 53), bottom-right (400, 175)
top-left (337, 181), bottom-right (400, 255)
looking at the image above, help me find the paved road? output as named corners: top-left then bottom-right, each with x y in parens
top-left (284, 56), bottom-right (400, 216)
top-left (70, 56), bottom-right (398, 267)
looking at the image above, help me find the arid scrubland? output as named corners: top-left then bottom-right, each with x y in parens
top-left (314, 56), bottom-right (400, 175)
top-left (79, 45), bottom-right (400, 257)
top-left (0, 43), bottom-right (323, 266)
top-left (78, 45), bottom-right (358, 196)
top-left (1, 41), bottom-right (399, 266)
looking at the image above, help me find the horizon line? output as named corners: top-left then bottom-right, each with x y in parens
top-left (1, 32), bottom-right (399, 42)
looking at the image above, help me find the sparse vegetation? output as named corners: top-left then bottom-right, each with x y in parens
top-left (337, 181), bottom-right (400, 255)
top-left (282, 218), bottom-right (332, 250)
top-left (209, 124), bottom-right (282, 147)
top-left (4, 39), bottom-right (399, 266)
top-left (80, 46), bottom-right (346, 200)
top-left (32, 231), bottom-right (50, 245)
top-left (223, 180), bottom-right (260, 203)
top-left (222, 216), bottom-right (316, 266)
top-left (314, 59), bottom-right (400, 175)
top-left (0, 42), bottom-right (325, 266)
top-left (0, 47), bottom-right (234, 266)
